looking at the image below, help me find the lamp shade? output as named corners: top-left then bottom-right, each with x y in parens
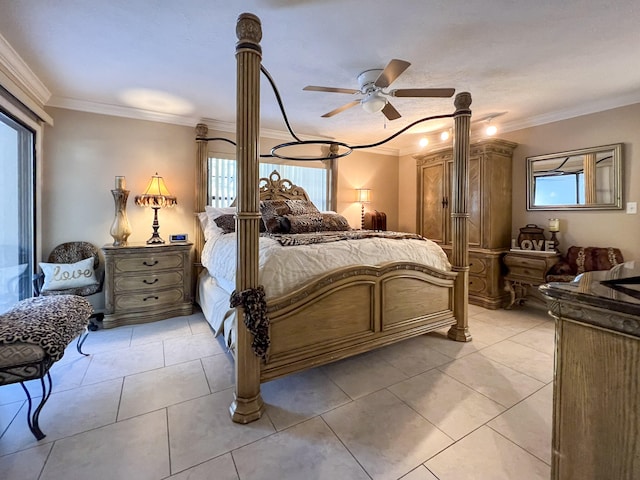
top-left (135, 173), bottom-right (177, 208)
top-left (361, 92), bottom-right (387, 114)
top-left (356, 188), bottom-right (371, 203)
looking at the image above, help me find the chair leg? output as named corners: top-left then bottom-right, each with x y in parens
top-left (76, 330), bottom-right (90, 356)
top-left (20, 372), bottom-right (53, 441)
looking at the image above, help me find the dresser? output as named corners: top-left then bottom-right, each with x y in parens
top-left (541, 266), bottom-right (640, 479)
top-left (503, 250), bottom-right (560, 308)
top-left (416, 138), bottom-right (517, 309)
top-left (101, 242), bottom-right (193, 328)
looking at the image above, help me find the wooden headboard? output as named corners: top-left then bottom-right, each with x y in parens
top-left (258, 170), bottom-right (311, 202)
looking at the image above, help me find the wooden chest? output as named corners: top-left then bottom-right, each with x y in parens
top-left (364, 211), bottom-right (387, 231)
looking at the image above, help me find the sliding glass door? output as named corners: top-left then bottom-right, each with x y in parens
top-left (0, 110), bottom-right (35, 313)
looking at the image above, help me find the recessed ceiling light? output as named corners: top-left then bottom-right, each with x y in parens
top-left (119, 89), bottom-right (194, 115)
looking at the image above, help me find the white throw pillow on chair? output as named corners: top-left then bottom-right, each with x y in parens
top-left (39, 257), bottom-right (99, 291)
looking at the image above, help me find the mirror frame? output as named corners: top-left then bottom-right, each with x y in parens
top-left (526, 143), bottom-right (623, 211)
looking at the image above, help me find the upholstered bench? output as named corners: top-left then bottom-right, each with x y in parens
top-left (0, 295), bottom-right (93, 440)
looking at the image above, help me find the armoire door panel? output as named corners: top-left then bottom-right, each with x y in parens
top-left (468, 157), bottom-right (481, 246)
top-left (420, 164), bottom-right (446, 243)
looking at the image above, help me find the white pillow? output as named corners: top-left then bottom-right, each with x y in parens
top-left (197, 211), bottom-right (209, 230)
top-left (205, 206), bottom-right (236, 221)
top-left (40, 257), bottom-right (98, 291)
top-left (204, 206), bottom-right (236, 241)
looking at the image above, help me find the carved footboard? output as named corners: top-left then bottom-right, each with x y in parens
top-left (261, 262), bottom-right (457, 381)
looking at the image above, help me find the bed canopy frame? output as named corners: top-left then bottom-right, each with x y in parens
top-left (195, 13), bottom-right (472, 423)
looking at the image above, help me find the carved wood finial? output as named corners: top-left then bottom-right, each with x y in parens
top-left (454, 91), bottom-right (472, 112)
top-left (195, 123), bottom-right (208, 138)
top-left (236, 13), bottom-right (262, 45)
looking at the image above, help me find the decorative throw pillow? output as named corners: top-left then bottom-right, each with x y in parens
top-left (40, 257), bottom-right (98, 291)
top-left (214, 214), bottom-right (237, 234)
top-left (284, 212), bottom-right (351, 234)
top-left (213, 214), bottom-right (267, 234)
top-left (260, 199), bottom-right (320, 234)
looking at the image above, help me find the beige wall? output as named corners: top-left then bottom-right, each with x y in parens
top-left (43, 108), bottom-right (196, 256)
top-left (42, 108), bottom-right (400, 253)
top-left (336, 150), bottom-right (399, 231)
top-left (399, 103), bottom-right (640, 261)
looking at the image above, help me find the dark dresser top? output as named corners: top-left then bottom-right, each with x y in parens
top-left (540, 262), bottom-right (640, 336)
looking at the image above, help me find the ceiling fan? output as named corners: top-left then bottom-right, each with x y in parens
top-left (303, 59), bottom-right (455, 120)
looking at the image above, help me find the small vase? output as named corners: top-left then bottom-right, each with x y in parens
top-left (110, 189), bottom-right (132, 246)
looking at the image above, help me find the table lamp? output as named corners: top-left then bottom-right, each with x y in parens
top-left (135, 173), bottom-right (177, 244)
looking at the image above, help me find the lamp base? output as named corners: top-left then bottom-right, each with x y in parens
top-left (146, 207), bottom-right (165, 244)
top-left (146, 234), bottom-right (165, 245)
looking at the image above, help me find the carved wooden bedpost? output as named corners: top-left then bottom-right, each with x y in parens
top-left (194, 123), bottom-right (208, 266)
top-left (230, 12), bottom-right (265, 423)
top-left (448, 92), bottom-right (472, 342)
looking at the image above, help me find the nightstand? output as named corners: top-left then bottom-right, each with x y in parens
top-left (101, 242), bottom-right (193, 328)
top-left (503, 250), bottom-right (561, 308)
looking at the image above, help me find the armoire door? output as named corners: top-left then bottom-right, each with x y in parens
top-left (467, 156), bottom-right (481, 246)
top-left (419, 161), bottom-right (446, 243)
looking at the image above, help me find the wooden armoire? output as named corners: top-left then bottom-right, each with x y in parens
top-left (416, 138), bottom-right (517, 309)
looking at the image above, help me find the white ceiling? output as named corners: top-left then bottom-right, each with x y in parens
top-left (2, 0), bottom-right (640, 154)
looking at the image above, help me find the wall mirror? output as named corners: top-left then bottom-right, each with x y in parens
top-left (527, 143), bottom-right (623, 210)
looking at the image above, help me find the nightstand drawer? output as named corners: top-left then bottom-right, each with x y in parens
top-left (468, 274), bottom-right (488, 295)
top-left (507, 266), bottom-right (546, 282)
top-left (114, 253), bottom-right (184, 273)
top-left (114, 287), bottom-right (185, 311)
top-left (469, 257), bottom-right (489, 275)
top-left (114, 271), bottom-right (184, 292)
top-left (503, 255), bottom-right (548, 271)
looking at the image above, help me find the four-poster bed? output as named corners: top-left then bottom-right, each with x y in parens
top-left (194, 13), bottom-right (472, 423)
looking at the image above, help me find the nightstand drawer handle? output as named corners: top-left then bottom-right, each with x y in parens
top-left (143, 295), bottom-right (159, 301)
top-left (143, 260), bottom-right (159, 267)
top-left (143, 278), bottom-right (159, 285)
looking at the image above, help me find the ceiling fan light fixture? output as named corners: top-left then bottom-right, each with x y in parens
top-left (361, 92), bottom-right (387, 114)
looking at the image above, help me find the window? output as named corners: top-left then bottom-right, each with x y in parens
top-left (208, 157), bottom-right (331, 210)
top-left (534, 173), bottom-right (585, 206)
top-left (0, 109), bottom-right (35, 313)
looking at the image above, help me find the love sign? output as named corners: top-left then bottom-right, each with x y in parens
top-left (519, 239), bottom-right (556, 251)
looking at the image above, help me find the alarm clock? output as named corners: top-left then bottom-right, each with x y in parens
top-left (169, 234), bottom-right (188, 243)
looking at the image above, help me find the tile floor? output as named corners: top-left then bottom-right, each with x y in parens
top-left (0, 303), bottom-right (555, 479)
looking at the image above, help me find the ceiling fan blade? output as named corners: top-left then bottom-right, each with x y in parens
top-left (375, 59), bottom-right (411, 88)
top-left (391, 88), bottom-right (456, 98)
top-left (304, 85), bottom-right (360, 95)
top-left (321, 100), bottom-right (361, 118)
top-left (382, 102), bottom-right (401, 121)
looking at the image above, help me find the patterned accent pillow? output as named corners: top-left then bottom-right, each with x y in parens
top-left (39, 257), bottom-right (98, 292)
top-left (214, 214), bottom-right (266, 234)
top-left (260, 199), bottom-right (320, 234)
top-left (263, 215), bottom-right (289, 234)
top-left (284, 213), bottom-right (351, 234)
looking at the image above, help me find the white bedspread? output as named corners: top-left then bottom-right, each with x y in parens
top-left (201, 232), bottom-right (451, 298)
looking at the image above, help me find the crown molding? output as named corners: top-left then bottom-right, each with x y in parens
top-left (49, 96), bottom-right (399, 157)
top-left (501, 91), bottom-right (640, 133)
top-left (0, 33), bottom-right (51, 105)
top-left (48, 96), bottom-right (201, 126)
top-left (399, 92), bottom-right (640, 157)
top-left (0, 33), bottom-right (52, 124)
